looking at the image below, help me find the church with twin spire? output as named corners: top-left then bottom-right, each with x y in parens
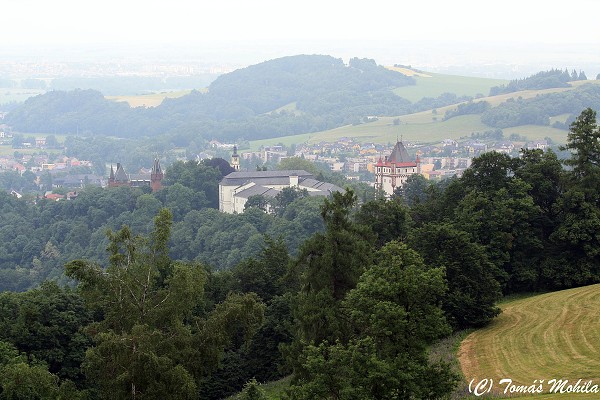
top-left (108, 158), bottom-right (164, 192)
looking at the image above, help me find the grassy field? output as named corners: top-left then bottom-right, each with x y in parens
top-left (392, 72), bottom-right (508, 102)
top-left (106, 90), bottom-right (194, 107)
top-left (305, 114), bottom-right (492, 145)
top-left (245, 132), bottom-right (315, 151)
top-left (459, 284), bottom-right (600, 399)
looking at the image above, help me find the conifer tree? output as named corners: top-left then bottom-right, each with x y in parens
top-left (65, 208), bottom-right (264, 399)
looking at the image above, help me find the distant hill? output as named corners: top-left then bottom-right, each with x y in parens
top-left (5, 57), bottom-right (600, 148)
top-left (6, 55), bottom-right (423, 141)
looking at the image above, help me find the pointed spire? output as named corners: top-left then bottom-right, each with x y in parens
top-left (109, 164), bottom-right (115, 180)
top-left (152, 157), bottom-right (162, 174)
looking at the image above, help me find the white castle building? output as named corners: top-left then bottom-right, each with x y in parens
top-left (219, 170), bottom-right (343, 214)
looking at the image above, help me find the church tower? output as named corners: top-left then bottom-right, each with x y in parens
top-left (231, 145), bottom-right (240, 171)
top-left (108, 164), bottom-right (115, 187)
top-left (151, 158), bottom-right (164, 192)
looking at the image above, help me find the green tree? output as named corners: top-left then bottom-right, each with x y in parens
top-left (0, 341), bottom-right (80, 400)
top-left (290, 189), bottom-right (374, 346)
top-left (244, 194), bottom-right (269, 212)
top-left (355, 197), bottom-right (411, 247)
top-left (270, 186), bottom-right (309, 216)
top-left (235, 379), bottom-right (268, 400)
top-left (395, 173), bottom-right (430, 206)
top-left (162, 160), bottom-right (223, 208)
top-left (561, 108), bottom-right (600, 179)
top-left (289, 242), bottom-right (457, 399)
top-left (453, 179), bottom-right (542, 291)
top-left (409, 224), bottom-right (501, 328)
top-left (0, 282), bottom-right (92, 385)
top-left (231, 236), bottom-right (290, 302)
top-left (65, 208), bottom-right (265, 399)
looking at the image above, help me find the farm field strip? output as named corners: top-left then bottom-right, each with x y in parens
top-left (459, 284), bottom-right (600, 398)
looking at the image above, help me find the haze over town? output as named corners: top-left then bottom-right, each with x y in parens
top-left (2, 0), bottom-right (600, 78)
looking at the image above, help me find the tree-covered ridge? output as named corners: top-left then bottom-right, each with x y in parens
top-left (481, 83), bottom-right (600, 128)
top-left (206, 55), bottom-right (415, 115)
top-left (489, 68), bottom-right (586, 96)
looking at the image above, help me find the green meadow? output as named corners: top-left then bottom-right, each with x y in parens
top-left (393, 72), bottom-right (508, 102)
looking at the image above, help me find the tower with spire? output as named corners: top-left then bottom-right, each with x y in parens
top-left (231, 145), bottom-right (240, 171)
top-left (151, 157), bottom-right (163, 192)
top-left (375, 140), bottom-right (421, 197)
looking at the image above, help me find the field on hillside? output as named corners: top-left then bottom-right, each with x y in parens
top-left (247, 82), bottom-right (600, 149)
top-left (106, 90), bottom-right (194, 107)
top-left (392, 72), bottom-right (507, 102)
top-left (459, 284), bottom-right (600, 399)
top-left (305, 114), bottom-right (491, 145)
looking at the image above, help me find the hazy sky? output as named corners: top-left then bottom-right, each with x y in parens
top-left (4, 0), bottom-right (600, 45)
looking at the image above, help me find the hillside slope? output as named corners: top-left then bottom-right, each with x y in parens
top-left (247, 80), bottom-right (600, 148)
top-left (459, 284), bottom-right (600, 399)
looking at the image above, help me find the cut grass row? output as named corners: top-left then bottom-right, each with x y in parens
top-left (459, 284), bottom-right (600, 399)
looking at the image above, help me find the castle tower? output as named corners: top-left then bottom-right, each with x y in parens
top-left (374, 141), bottom-right (419, 198)
top-left (231, 145), bottom-right (240, 171)
top-left (151, 158), bottom-right (164, 192)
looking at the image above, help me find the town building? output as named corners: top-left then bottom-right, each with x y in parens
top-left (231, 145), bottom-right (240, 171)
top-left (108, 158), bottom-right (163, 192)
top-left (375, 141), bottom-right (421, 197)
top-left (219, 169), bottom-right (343, 214)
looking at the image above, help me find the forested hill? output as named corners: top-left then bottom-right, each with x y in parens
top-left (204, 55), bottom-right (416, 114)
top-left (5, 55), bottom-right (480, 146)
top-left (5, 55), bottom-right (423, 141)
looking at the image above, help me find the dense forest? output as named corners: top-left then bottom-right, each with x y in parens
top-left (0, 108), bottom-right (599, 399)
top-left (489, 68), bottom-right (587, 95)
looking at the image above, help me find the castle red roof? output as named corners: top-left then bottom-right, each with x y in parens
top-left (378, 141), bottom-right (417, 167)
